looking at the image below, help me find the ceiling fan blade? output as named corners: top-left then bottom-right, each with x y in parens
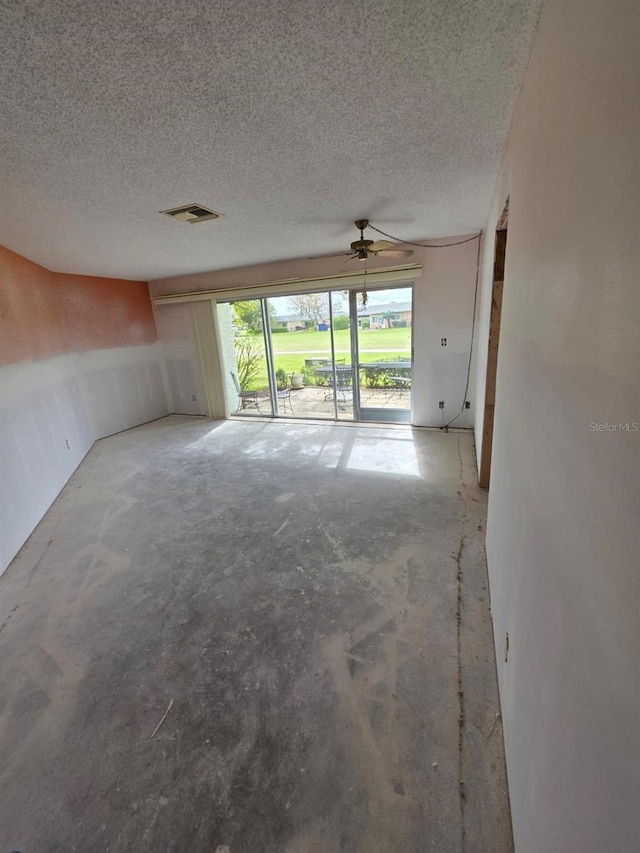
top-left (373, 247), bottom-right (414, 258)
top-left (368, 240), bottom-right (395, 252)
top-left (307, 251), bottom-right (354, 260)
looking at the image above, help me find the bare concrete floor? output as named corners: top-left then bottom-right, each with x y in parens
top-left (0, 416), bottom-right (512, 852)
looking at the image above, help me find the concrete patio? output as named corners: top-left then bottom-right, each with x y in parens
top-left (238, 385), bottom-right (412, 420)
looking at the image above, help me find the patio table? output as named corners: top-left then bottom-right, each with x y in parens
top-left (358, 361), bottom-right (411, 370)
top-left (315, 364), bottom-right (354, 376)
top-left (359, 361), bottom-right (412, 391)
top-left (316, 361), bottom-right (411, 375)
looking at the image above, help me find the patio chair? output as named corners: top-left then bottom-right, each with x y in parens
top-left (230, 372), bottom-right (261, 412)
top-left (277, 385), bottom-right (294, 415)
top-left (324, 365), bottom-right (353, 403)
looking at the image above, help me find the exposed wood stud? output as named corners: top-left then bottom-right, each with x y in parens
top-left (480, 218), bottom-right (508, 489)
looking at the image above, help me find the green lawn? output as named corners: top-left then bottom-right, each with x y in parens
top-left (271, 326), bottom-right (410, 355)
top-left (238, 327), bottom-right (411, 390)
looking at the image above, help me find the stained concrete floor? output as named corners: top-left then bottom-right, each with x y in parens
top-left (0, 416), bottom-right (512, 852)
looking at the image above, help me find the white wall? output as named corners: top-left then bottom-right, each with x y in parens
top-left (412, 237), bottom-right (480, 428)
top-left (150, 241), bottom-right (480, 428)
top-left (0, 355), bottom-right (93, 570)
top-left (473, 1), bottom-right (640, 850)
top-left (0, 343), bottom-right (170, 573)
top-left (76, 343), bottom-right (169, 438)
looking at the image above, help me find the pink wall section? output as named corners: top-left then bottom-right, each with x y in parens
top-left (0, 247), bottom-right (69, 365)
top-left (0, 246), bottom-right (157, 365)
top-left (59, 274), bottom-right (157, 352)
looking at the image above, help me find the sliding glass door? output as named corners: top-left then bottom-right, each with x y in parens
top-left (266, 292), bottom-right (335, 420)
top-left (218, 284), bottom-right (412, 424)
top-left (352, 286), bottom-right (413, 423)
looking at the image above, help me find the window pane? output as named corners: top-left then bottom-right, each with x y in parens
top-left (267, 292), bottom-right (334, 419)
top-left (356, 287), bottom-right (412, 421)
top-left (218, 299), bottom-right (272, 416)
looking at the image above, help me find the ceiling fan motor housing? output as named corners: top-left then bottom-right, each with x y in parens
top-left (345, 218), bottom-right (412, 260)
top-left (350, 238), bottom-right (374, 253)
top-left (352, 218), bottom-right (373, 257)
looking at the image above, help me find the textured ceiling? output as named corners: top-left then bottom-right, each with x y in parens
top-left (0, 0), bottom-right (540, 280)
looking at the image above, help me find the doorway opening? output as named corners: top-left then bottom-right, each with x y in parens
top-left (479, 199), bottom-right (509, 488)
top-left (218, 284), bottom-right (413, 424)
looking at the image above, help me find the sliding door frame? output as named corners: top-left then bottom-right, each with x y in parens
top-left (209, 274), bottom-right (419, 425)
top-left (261, 298), bottom-right (278, 415)
top-left (327, 294), bottom-right (340, 421)
top-left (349, 289), bottom-right (362, 422)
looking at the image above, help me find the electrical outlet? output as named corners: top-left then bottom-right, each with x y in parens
top-left (465, 401), bottom-right (471, 409)
top-left (439, 401), bottom-right (445, 409)
top-left (440, 337), bottom-right (447, 346)
top-left (192, 394), bottom-right (197, 402)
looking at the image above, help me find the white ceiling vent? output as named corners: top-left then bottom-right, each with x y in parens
top-left (160, 203), bottom-right (223, 224)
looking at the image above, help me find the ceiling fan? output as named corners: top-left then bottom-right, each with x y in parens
top-left (310, 219), bottom-right (414, 261)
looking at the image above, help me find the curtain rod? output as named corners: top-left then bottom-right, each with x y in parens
top-left (151, 264), bottom-right (422, 304)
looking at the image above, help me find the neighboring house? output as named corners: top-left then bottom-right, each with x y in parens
top-left (274, 313), bottom-right (308, 331)
top-left (357, 301), bottom-right (412, 329)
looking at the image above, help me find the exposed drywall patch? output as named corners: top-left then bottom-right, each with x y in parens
top-left (74, 343), bottom-right (170, 438)
top-left (0, 353), bottom-right (93, 572)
